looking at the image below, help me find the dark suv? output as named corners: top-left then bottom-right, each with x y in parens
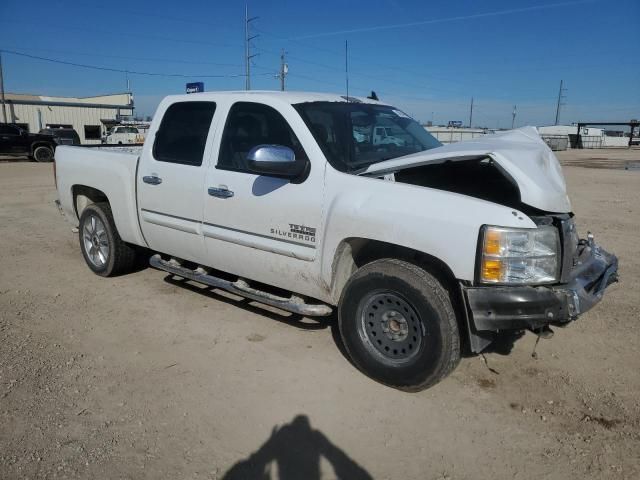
top-left (39, 128), bottom-right (81, 146)
top-left (0, 124), bottom-right (57, 162)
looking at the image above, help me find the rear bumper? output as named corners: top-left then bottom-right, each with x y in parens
top-left (463, 234), bottom-right (618, 333)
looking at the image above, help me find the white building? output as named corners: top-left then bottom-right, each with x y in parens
top-left (425, 126), bottom-right (492, 144)
top-left (1, 92), bottom-right (134, 144)
top-left (537, 124), bottom-right (630, 149)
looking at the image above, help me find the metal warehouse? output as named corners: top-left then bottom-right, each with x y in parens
top-left (1, 92), bottom-right (133, 144)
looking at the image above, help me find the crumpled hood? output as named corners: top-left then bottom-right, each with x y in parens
top-left (361, 126), bottom-right (571, 213)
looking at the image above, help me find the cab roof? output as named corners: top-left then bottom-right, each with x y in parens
top-left (162, 90), bottom-right (390, 106)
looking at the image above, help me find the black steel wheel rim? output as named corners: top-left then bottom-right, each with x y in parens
top-left (358, 291), bottom-right (424, 363)
top-left (35, 148), bottom-right (52, 161)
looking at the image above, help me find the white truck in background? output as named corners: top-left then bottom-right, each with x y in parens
top-left (104, 125), bottom-right (144, 145)
top-left (53, 91), bottom-right (618, 390)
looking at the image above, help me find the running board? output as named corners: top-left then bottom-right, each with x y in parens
top-left (149, 254), bottom-right (332, 317)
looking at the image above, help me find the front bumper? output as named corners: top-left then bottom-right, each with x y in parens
top-left (463, 233), bottom-right (618, 336)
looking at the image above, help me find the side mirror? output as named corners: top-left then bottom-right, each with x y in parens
top-left (246, 145), bottom-right (308, 180)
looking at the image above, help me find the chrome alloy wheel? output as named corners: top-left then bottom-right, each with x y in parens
top-left (83, 214), bottom-right (110, 268)
top-left (358, 291), bottom-right (424, 363)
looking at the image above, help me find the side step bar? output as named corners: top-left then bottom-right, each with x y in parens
top-left (149, 254), bottom-right (333, 317)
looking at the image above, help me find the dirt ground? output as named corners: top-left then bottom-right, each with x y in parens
top-left (1, 149), bottom-right (639, 479)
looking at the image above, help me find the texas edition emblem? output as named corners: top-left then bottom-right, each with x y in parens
top-left (271, 224), bottom-right (316, 243)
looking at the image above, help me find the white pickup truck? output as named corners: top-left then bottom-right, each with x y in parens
top-left (54, 91), bottom-right (618, 390)
top-left (104, 126), bottom-right (144, 145)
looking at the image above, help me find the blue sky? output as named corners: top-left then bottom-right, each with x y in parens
top-left (0, 0), bottom-right (638, 127)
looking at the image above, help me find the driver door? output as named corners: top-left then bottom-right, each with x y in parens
top-left (202, 100), bottom-right (326, 299)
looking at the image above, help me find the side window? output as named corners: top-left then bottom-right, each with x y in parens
top-left (218, 102), bottom-right (307, 172)
top-left (84, 125), bottom-right (102, 140)
top-left (153, 101), bottom-right (216, 166)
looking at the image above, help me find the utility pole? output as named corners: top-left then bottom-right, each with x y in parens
top-left (345, 40), bottom-right (349, 100)
top-left (554, 79), bottom-right (566, 125)
top-left (278, 49), bottom-right (288, 91)
top-left (0, 51), bottom-right (7, 124)
top-left (511, 105), bottom-right (517, 129)
top-left (468, 97), bottom-right (474, 128)
top-left (244, 4), bottom-right (259, 90)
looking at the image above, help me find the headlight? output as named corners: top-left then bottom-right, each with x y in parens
top-left (479, 225), bottom-right (560, 285)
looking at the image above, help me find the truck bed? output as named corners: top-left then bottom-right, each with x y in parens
top-left (55, 145), bottom-right (147, 247)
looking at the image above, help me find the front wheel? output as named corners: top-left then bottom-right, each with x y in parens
top-left (79, 202), bottom-right (137, 277)
top-left (33, 145), bottom-right (54, 162)
top-left (339, 259), bottom-right (460, 391)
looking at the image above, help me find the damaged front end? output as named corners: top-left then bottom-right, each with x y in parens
top-left (361, 127), bottom-right (618, 353)
top-left (462, 218), bottom-right (618, 353)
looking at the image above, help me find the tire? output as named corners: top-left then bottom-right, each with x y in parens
top-left (338, 258), bottom-right (460, 391)
top-left (33, 145), bottom-right (54, 162)
top-left (79, 202), bottom-right (137, 277)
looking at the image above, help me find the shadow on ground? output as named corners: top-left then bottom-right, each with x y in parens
top-left (222, 415), bottom-right (372, 480)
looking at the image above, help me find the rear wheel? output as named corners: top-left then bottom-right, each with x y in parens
top-left (33, 145), bottom-right (54, 162)
top-left (338, 258), bottom-right (460, 391)
top-left (79, 202), bottom-right (136, 277)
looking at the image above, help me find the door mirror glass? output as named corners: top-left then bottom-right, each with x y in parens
top-left (247, 144), bottom-right (308, 179)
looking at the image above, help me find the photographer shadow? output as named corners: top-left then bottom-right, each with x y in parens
top-left (222, 415), bottom-right (372, 480)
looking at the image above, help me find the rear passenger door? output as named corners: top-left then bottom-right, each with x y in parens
top-left (137, 101), bottom-right (217, 264)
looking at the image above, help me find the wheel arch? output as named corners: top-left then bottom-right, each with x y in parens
top-left (72, 185), bottom-right (109, 220)
top-left (329, 238), bottom-right (459, 303)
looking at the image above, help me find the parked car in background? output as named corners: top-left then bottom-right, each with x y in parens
top-left (0, 123), bottom-right (56, 161)
top-left (373, 126), bottom-right (406, 147)
top-left (104, 126), bottom-right (144, 145)
top-left (53, 91), bottom-right (618, 390)
top-left (39, 128), bottom-right (81, 146)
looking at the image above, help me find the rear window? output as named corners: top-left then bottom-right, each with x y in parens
top-left (153, 102), bottom-right (216, 166)
top-left (58, 130), bottom-right (77, 138)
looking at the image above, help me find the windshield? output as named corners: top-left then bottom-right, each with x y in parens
top-left (293, 102), bottom-right (441, 172)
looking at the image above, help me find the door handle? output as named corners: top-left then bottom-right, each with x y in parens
top-left (208, 186), bottom-right (234, 198)
top-left (142, 175), bottom-right (162, 185)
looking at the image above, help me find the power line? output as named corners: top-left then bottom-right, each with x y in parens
top-left (0, 46), bottom-right (243, 68)
top-left (0, 49), bottom-right (275, 78)
top-left (291, 0), bottom-right (595, 39)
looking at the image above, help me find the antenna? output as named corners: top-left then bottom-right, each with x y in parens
top-left (554, 79), bottom-right (566, 125)
top-left (469, 97), bottom-right (474, 128)
top-left (345, 40), bottom-right (349, 101)
top-left (244, 4), bottom-right (259, 90)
